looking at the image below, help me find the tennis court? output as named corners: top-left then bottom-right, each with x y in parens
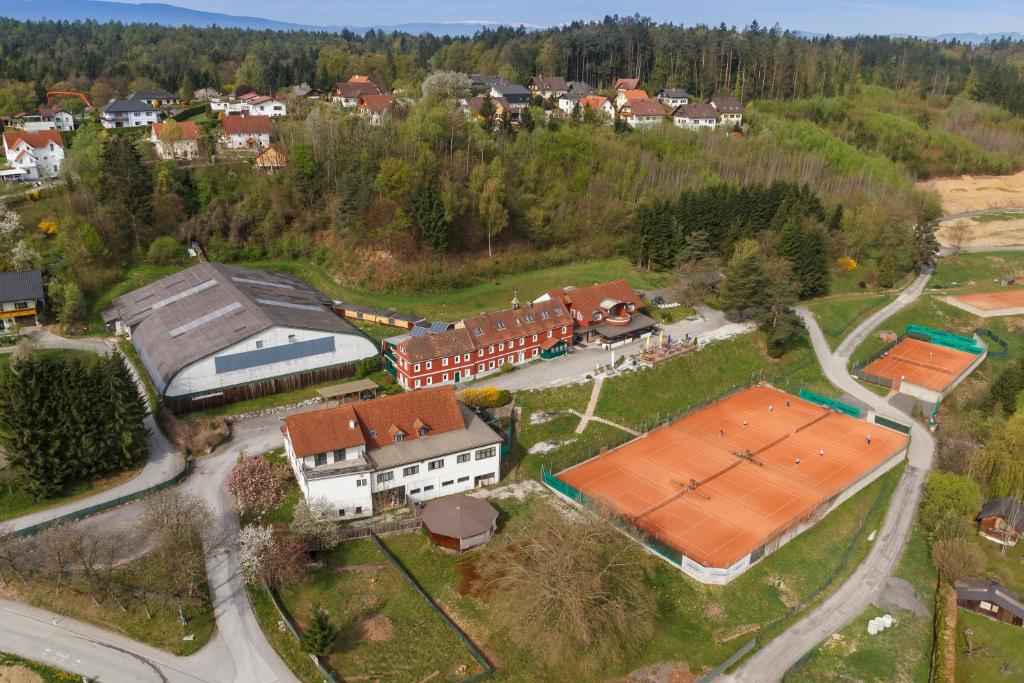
top-left (861, 337), bottom-right (977, 392)
top-left (952, 288), bottom-right (1024, 312)
top-left (557, 386), bottom-right (908, 570)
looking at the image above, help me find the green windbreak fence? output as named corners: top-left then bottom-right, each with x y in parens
top-left (975, 328), bottom-right (1009, 359)
top-left (874, 414), bottom-right (911, 434)
top-left (798, 389), bottom-right (861, 418)
top-left (906, 324), bottom-right (983, 355)
top-left (542, 467), bottom-right (589, 505)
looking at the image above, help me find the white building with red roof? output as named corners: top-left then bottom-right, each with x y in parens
top-left (220, 115), bottom-right (272, 151)
top-left (151, 121), bottom-right (201, 160)
top-left (282, 385), bottom-right (502, 517)
top-left (2, 129), bottom-right (64, 181)
top-left (538, 279), bottom-right (655, 346)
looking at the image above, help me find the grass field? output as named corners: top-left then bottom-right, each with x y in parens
top-left (955, 609), bottom-right (1024, 682)
top-left (376, 463), bottom-right (904, 681)
top-left (0, 465), bottom-right (142, 523)
top-left (273, 538), bottom-right (482, 683)
top-left (804, 294), bottom-right (895, 350)
top-left (929, 252), bottom-right (1024, 290)
top-left (975, 531), bottom-right (1024, 595)
top-left (974, 212), bottom-right (1024, 223)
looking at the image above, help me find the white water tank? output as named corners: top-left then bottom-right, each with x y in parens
top-left (867, 621), bottom-right (879, 635)
top-left (882, 614), bottom-right (893, 628)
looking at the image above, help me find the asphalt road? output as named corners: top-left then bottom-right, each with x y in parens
top-left (728, 272), bottom-right (936, 682)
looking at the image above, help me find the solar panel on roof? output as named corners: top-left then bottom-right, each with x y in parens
top-left (168, 301), bottom-right (243, 338)
top-left (255, 298), bottom-right (324, 312)
top-left (231, 276), bottom-right (294, 290)
top-left (409, 326), bottom-right (432, 337)
top-left (429, 321), bottom-right (449, 333)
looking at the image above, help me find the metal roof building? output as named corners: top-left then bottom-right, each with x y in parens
top-left (107, 262), bottom-right (378, 413)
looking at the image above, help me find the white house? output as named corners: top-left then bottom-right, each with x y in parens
top-left (98, 99), bottom-right (159, 128)
top-left (654, 88), bottom-right (690, 109)
top-left (618, 97), bottom-right (666, 128)
top-left (105, 262), bottom-right (378, 414)
top-left (221, 115), bottom-right (272, 151)
top-left (2, 129), bottom-right (64, 180)
top-left (557, 92), bottom-right (580, 115)
top-left (579, 95), bottom-right (616, 122)
top-left (245, 95), bottom-right (287, 117)
top-left (151, 121), bottom-right (200, 160)
top-left (16, 105), bottom-right (75, 132)
top-left (357, 95), bottom-right (395, 126)
top-left (673, 103), bottom-right (718, 130)
top-left (283, 386), bottom-right (503, 518)
top-left (331, 79), bottom-right (383, 107)
top-left (710, 96), bottom-right (745, 129)
top-left (526, 75), bottom-right (568, 99)
top-left (129, 89), bottom-right (182, 109)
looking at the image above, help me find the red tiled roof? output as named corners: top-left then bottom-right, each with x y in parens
top-left (546, 279), bottom-right (643, 329)
top-left (615, 78), bottom-right (640, 91)
top-left (462, 299), bottom-right (572, 347)
top-left (528, 75), bottom-right (568, 91)
top-left (401, 327), bottom-right (477, 363)
top-left (710, 96), bottom-right (745, 114)
top-left (349, 75), bottom-right (373, 83)
top-left (222, 115), bottom-right (272, 134)
top-left (3, 129), bottom-right (63, 151)
top-left (621, 89), bottom-right (649, 101)
top-left (358, 95), bottom-right (395, 112)
top-left (621, 97), bottom-right (665, 117)
top-left (579, 95), bottom-right (609, 112)
top-left (284, 385), bottom-right (467, 456)
top-left (152, 121), bottom-right (200, 140)
top-left (540, 336), bottom-right (564, 350)
top-left (333, 82), bottom-right (382, 99)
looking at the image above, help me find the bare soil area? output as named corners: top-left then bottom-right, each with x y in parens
top-left (0, 666), bottom-right (43, 683)
top-left (919, 172), bottom-right (1024, 215)
top-left (937, 217), bottom-right (1024, 249)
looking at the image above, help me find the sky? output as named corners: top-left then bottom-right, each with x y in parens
top-left (148, 0), bottom-right (1024, 35)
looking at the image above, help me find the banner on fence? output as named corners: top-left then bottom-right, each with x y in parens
top-left (798, 388), bottom-right (862, 418)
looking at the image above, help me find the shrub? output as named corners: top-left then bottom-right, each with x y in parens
top-left (146, 235), bottom-right (186, 265)
top-left (458, 387), bottom-right (512, 408)
top-left (835, 256), bottom-right (857, 272)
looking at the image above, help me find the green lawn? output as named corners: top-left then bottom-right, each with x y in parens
top-left (377, 464), bottom-right (905, 681)
top-left (974, 532), bottom-right (1024, 596)
top-left (929, 252), bottom-right (1024, 290)
top-left (783, 604), bottom-right (933, 682)
top-left (273, 538), bottom-right (482, 683)
top-left (974, 212), bottom-right (1024, 223)
top-left (0, 652), bottom-right (81, 682)
top-left (804, 294), bottom-right (895, 350)
top-left (0, 465), bottom-right (143, 523)
top-left (955, 608), bottom-right (1024, 683)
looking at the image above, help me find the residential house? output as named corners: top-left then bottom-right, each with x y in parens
top-left (36, 105), bottom-right (75, 131)
top-left (357, 95), bottom-right (395, 126)
top-left (557, 92), bottom-right (580, 115)
top-left (538, 279), bottom-right (655, 347)
top-left (617, 97), bottom-right (666, 128)
top-left (129, 89), bottom-right (182, 109)
top-left (469, 74), bottom-right (509, 93)
top-left (384, 297), bottom-right (574, 390)
top-left (977, 497), bottom-right (1023, 546)
top-left (526, 75), bottom-right (568, 99)
top-left (2, 129), bottom-right (64, 180)
top-left (710, 96), bottom-right (745, 129)
top-left (282, 385), bottom-right (503, 517)
top-left (331, 79), bottom-right (383, 107)
top-left (244, 95), bottom-right (287, 117)
top-left (98, 99), bottom-right (159, 128)
top-left (254, 144), bottom-right (288, 171)
top-left (221, 115), bottom-right (272, 151)
top-left (614, 77), bottom-right (641, 93)
top-left (0, 270), bottom-right (45, 331)
top-left (955, 579), bottom-right (1024, 628)
top-left (464, 95), bottom-right (511, 126)
top-left (654, 88), bottom-right (690, 109)
top-left (151, 122), bottom-right (200, 160)
top-left (103, 262), bottom-right (378, 414)
top-left (567, 81), bottom-right (594, 97)
top-left (614, 88), bottom-right (649, 109)
top-left (673, 103), bottom-right (718, 130)
top-left (579, 95), bottom-right (615, 121)
top-left (490, 84), bottom-right (531, 120)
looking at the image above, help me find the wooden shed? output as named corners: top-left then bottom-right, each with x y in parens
top-left (419, 494), bottom-right (498, 552)
top-left (955, 579), bottom-right (1024, 628)
top-left (976, 496), bottom-right (1023, 546)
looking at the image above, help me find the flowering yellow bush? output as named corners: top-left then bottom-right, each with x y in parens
top-left (458, 387), bottom-right (511, 408)
top-left (38, 219), bottom-right (58, 236)
top-left (836, 256), bottom-right (858, 272)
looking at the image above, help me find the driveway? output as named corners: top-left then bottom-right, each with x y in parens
top-left (480, 306), bottom-right (744, 391)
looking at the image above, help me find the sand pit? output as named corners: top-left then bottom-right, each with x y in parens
top-left (937, 216), bottom-right (1024, 249)
top-left (919, 172), bottom-right (1024, 215)
top-left (946, 287), bottom-right (1024, 317)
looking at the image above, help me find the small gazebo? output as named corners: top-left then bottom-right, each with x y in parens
top-left (420, 495), bottom-right (498, 552)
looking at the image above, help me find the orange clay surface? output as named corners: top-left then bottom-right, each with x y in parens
top-left (953, 287), bottom-right (1024, 311)
top-left (862, 337), bottom-right (977, 392)
top-left (558, 385), bottom-right (908, 569)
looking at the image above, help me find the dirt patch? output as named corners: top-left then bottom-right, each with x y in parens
top-left (768, 574), bottom-right (800, 609)
top-left (333, 563), bottom-right (387, 573)
top-left (163, 413), bottom-right (230, 454)
top-left (613, 661), bottom-right (696, 683)
top-left (937, 216), bottom-right (1024, 249)
top-left (919, 172), bottom-right (1024, 215)
top-left (714, 623), bottom-right (760, 645)
top-left (703, 601), bottom-right (726, 622)
top-left (359, 613), bottom-right (394, 642)
top-left (821, 631), bottom-right (857, 657)
top-left (455, 558), bottom-right (479, 596)
top-left (0, 666), bottom-right (43, 683)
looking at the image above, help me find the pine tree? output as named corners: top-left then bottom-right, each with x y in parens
top-left (98, 136), bottom-right (153, 256)
top-left (720, 240), bottom-right (772, 316)
top-left (796, 225), bottom-right (830, 298)
top-left (106, 351), bottom-right (150, 472)
top-left (878, 252), bottom-right (898, 288)
top-left (411, 182), bottom-right (449, 252)
top-left (302, 603), bottom-right (337, 656)
top-left (478, 95), bottom-right (496, 132)
top-left (828, 204), bottom-right (844, 232)
top-left (676, 229), bottom-right (713, 262)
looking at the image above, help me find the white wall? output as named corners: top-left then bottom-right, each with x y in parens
top-left (224, 131), bottom-right (270, 150)
top-left (164, 324), bottom-right (378, 398)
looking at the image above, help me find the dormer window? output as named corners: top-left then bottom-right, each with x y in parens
top-left (495, 321), bottom-right (506, 330)
top-left (394, 432), bottom-right (404, 443)
top-left (473, 327), bottom-right (482, 335)
top-left (419, 426), bottom-right (429, 437)
top-left (541, 311), bottom-right (550, 319)
top-left (525, 314), bottom-right (535, 322)
top-left (554, 307), bottom-right (564, 315)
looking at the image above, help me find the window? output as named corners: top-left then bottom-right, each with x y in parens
top-left (532, 349), bottom-right (539, 357)
top-left (477, 349), bottom-right (484, 357)
top-left (525, 313), bottom-right (535, 322)
top-left (541, 310), bottom-right (550, 319)
top-left (495, 321), bottom-right (505, 330)
top-left (418, 426), bottom-right (429, 437)
top-left (458, 476), bottom-right (470, 483)
top-left (414, 380), bottom-right (421, 389)
top-left (561, 326), bottom-right (567, 334)
top-left (423, 485), bottom-right (434, 492)
top-left (414, 363), bottom-right (420, 372)
top-left (499, 343), bottom-right (504, 351)
top-left (333, 451), bottom-right (345, 463)
top-left (457, 453), bottom-right (470, 464)
top-left (473, 327), bottom-right (482, 335)
top-left (532, 334), bottom-right (538, 342)
top-left (443, 480), bottom-right (454, 487)
top-left (428, 459), bottom-right (444, 471)
top-left (409, 488), bottom-right (421, 495)
top-left (355, 506), bottom-right (362, 514)
top-left (313, 453), bottom-right (327, 466)
top-left (475, 447), bottom-right (497, 460)
top-left (338, 508), bottom-right (346, 517)
top-left (255, 340), bottom-right (264, 349)
top-left (442, 357), bottom-right (448, 366)
top-left (519, 337), bottom-right (525, 346)
top-left (426, 361), bottom-right (432, 369)
top-left (463, 354), bottom-right (470, 362)
top-left (489, 361), bottom-right (496, 369)
top-left (377, 471), bottom-right (394, 484)
top-left (488, 345), bottom-right (494, 353)
top-left (356, 478), bottom-right (367, 487)
top-left (14, 301), bottom-right (30, 310)
top-left (403, 465), bottom-right (419, 477)
top-left (547, 330), bottom-right (553, 338)
top-left (368, 429), bottom-right (377, 438)
top-left (288, 334), bottom-right (297, 343)
top-left (394, 432), bottom-right (404, 443)
top-left (427, 377), bottom-right (433, 385)
top-left (442, 373), bottom-right (449, 382)
top-left (554, 307), bottom-right (564, 315)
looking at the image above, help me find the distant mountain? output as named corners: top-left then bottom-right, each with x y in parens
top-left (2, 0), bottom-right (510, 35)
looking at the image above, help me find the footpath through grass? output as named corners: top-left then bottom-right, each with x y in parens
top-left (804, 293), bottom-right (894, 350)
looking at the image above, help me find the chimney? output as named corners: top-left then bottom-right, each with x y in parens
top-left (511, 291), bottom-right (520, 310)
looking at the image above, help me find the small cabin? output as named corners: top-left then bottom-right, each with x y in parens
top-left (955, 579), bottom-right (1024, 628)
top-left (420, 494), bottom-right (498, 552)
top-left (976, 497), bottom-right (1023, 546)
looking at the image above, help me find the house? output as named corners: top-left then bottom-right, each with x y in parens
top-left (98, 99), bottom-right (159, 128)
top-left (221, 115), bottom-right (272, 151)
top-left (710, 96), bottom-right (745, 129)
top-left (673, 103), bottom-right (718, 130)
top-left (579, 95), bottom-right (615, 121)
top-left (104, 262), bottom-right (378, 414)
top-left (0, 270), bottom-right (45, 331)
top-left (465, 95), bottom-right (512, 126)
top-left (538, 279), bottom-right (655, 346)
top-left (617, 97), bottom-right (666, 128)
top-left (282, 385), bottom-right (503, 517)
top-left (36, 105), bottom-right (75, 132)
top-left (420, 494), bottom-right (499, 551)
top-left (384, 297), bottom-right (574, 390)
top-left (150, 122), bottom-right (200, 160)
top-left (129, 89), bottom-right (181, 109)
top-left (357, 95), bottom-right (395, 126)
top-left (655, 88), bottom-right (690, 109)
top-left (490, 84), bottom-right (531, 119)
top-left (614, 77), bottom-right (641, 93)
top-left (977, 497), bottom-right (1023, 546)
top-left (615, 88), bottom-right (649, 109)
top-left (557, 92), bottom-right (580, 115)
top-left (526, 75), bottom-right (568, 99)
top-left (567, 81), bottom-right (594, 97)
top-left (333, 303), bottom-right (425, 330)
top-left (331, 80), bottom-right (383, 107)
top-left (469, 74), bottom-right (509, 93)
top-left (2, 129), bottom-right (64, 180)
top-left (955, 579), bottom-right (1024, 628)
top-left (245, 95), bottom-right (287, 117)
top-left (254, 144), bottom-right (288, 171)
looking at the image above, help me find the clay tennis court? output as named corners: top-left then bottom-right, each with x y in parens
top-left (952, 288), bottom-right (1024, 312)
top-left (557, 386), bottom-right (908, 569)
top-left (861, 337), bottom-right (977, 392)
